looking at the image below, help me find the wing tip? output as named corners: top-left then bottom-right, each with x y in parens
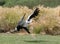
top-left (35, 7), bottom-right (40, 12)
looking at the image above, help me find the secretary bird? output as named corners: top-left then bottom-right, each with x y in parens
top-left (11, 8), bottom-right (40, 34)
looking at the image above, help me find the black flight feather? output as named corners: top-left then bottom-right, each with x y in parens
top-left (27, 8), bottom-right (39, 21)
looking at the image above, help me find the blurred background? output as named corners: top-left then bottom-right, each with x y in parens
top-left (0, 0), bottom-right (60, 8)
top-left (0, 0), bottom-right (60, 35)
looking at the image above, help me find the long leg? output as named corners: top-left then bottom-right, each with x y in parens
top-left (23, 27), bottom-right (30, 34)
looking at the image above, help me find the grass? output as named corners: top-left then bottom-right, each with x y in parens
top-left (0, 0), bottom-right (60, 8)
top-left (0, 34), bottom-right (60, 44)
top-left (0, 6), bottom-right (60, 34)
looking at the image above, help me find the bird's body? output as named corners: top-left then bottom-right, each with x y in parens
top-left (14, 8), bottom-right (40, 34)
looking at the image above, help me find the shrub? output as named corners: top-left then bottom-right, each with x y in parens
top-left (0, 0), bottom-right (5, 6)
top-left (0, 6), bottom-right (60, 35)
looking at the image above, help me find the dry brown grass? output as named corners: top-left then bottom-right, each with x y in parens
top-left (0, 5), bottom-right (60, 34)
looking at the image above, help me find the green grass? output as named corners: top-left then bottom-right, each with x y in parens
top-left (4, 0), bottom-right (60, 8)
top-left (0, 0), bottom-right (60, 8)
top-left (0, 34), bottom-right (60, 44)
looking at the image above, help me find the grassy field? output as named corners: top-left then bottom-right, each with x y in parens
top-left (0, 34), bottom-right (60, 44)
top-left (0, 0), bottom-right (60, 8)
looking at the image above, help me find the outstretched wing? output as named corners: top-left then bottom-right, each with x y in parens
top-left (27, 8), bottom-right (39, 21)
top-left (26, 8), bottom-right (40, 23)
top-left (17, 14), bottom-right (25, 25)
